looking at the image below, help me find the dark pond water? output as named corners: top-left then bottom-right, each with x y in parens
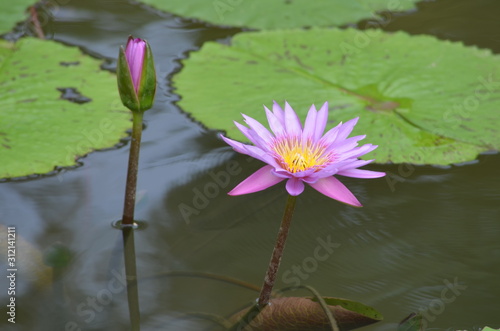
top-left (1, 0), bottom-right (500, 330)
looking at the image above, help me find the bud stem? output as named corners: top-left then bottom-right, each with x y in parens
top-left (122, 111), bottom-right (143, 225)
top-left (121, 111), bottom-right (144, 331)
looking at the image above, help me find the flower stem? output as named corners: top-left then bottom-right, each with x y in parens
top-left (258, 194), bottom-right (297, 307)
top-left (121, 111), bottom-right (144, 331)
top-left (122, 111), bottom-right (143, 225)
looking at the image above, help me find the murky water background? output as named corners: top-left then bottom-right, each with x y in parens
top-left (1, 0), bottom-right (499, 330)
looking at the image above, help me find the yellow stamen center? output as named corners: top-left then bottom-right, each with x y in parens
top-left (273, 137), bottom-right (332, 173)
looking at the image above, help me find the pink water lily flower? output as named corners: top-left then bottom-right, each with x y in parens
top-left (117, 36), bottom-right (156, 112)
top-left (220, 102), bottom-right (385, 207)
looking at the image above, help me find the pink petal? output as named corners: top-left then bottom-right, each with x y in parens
top-left (233, 121), bottom-right (257, 144)
top-left (228, 165), bottom-right (284, 195)
top-left (309, 176), bottom-right (362, 207)
top-left (265, 105), bottom-right (285, 137)
top-left (234, 121), bottom-right (267, 150)
top-left (284, 101), bottom-right (302, 136)
top-left (311, 163), bottom-right (339, 178)
top-left (290, 168), bottom-right (315, 178)
top-left (220, 134), bottom-right (248, 154)
top-left (340, 144), bottom-right (378, 160)
top-left (220, 135), bottom-right (276, 166)
top-left (319, 121), bottom-right (342, 146)
top-left (337, 168), bottom-right (386, 178)
top-left (125, 38), bottom-right (145, 93)
top-left (286, 178), bottom-right (305, 196)
top-left (314, 102), bottom-right (329, 141)
top-left (243, 114), bottom-right (273, 144)
top-left (336, 159), bottom-right (373, 172)
top-left (241, 145), bottom-right (280, 167)
top-left (302, 104), bottom-right (318, 139)
top-left (332, 135), bottom-right (366, 153)
top-left (272, 101), bottom-right (285, 124)
top-left (335, 117), bottom-right (359, 142)
top-left (271, 169), bottom-right (293, 179)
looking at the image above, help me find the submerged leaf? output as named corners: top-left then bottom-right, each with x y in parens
top-left (229, 296), bottom-right (382, 331)
top-left (174, 28), bottom-right (500, 165)
top-left (398, 313), bottom-right (424, 331)
top-left (137, 0), bottom-right (419, 30)
top-left (0, 38), bottom-right (131, 179)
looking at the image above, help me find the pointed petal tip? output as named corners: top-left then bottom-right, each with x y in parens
top-left (309, 176), bottom-right (362, 207)
top-left (227, 165), bottom-right (284, 196)
top-left (348, 116), bottom-right (360, 125)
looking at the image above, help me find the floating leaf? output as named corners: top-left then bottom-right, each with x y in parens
top-left (0, 0), bottom-right (37, 34)
top-left (229, 296), bottom-right (382, 331)
top-left (174, 28), bottom-right (500, 165)
top-left (138, 0), bottom-right (419, 30)
top-left (0, 38), bottom-right (131, 179)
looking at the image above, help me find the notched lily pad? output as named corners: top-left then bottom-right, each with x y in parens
top-left (0, 37), bottom-right (131, 179)
top-left (137, 0), bottom-right (420, 30)
top-left (174, 28), bottom-right (500, 165)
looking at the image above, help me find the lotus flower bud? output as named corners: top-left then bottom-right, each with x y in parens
top-left (117, 36), bottom-right (156, 112)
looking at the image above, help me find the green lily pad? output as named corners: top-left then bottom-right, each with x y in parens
top-left (0, 37), bottom-right (131, 179)
top-left (174, 28), bottom-right (500, 165)
top-left (0, 0), bottom-right (37, 34)
top-left (138, 0), bottom-right (419, 30)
